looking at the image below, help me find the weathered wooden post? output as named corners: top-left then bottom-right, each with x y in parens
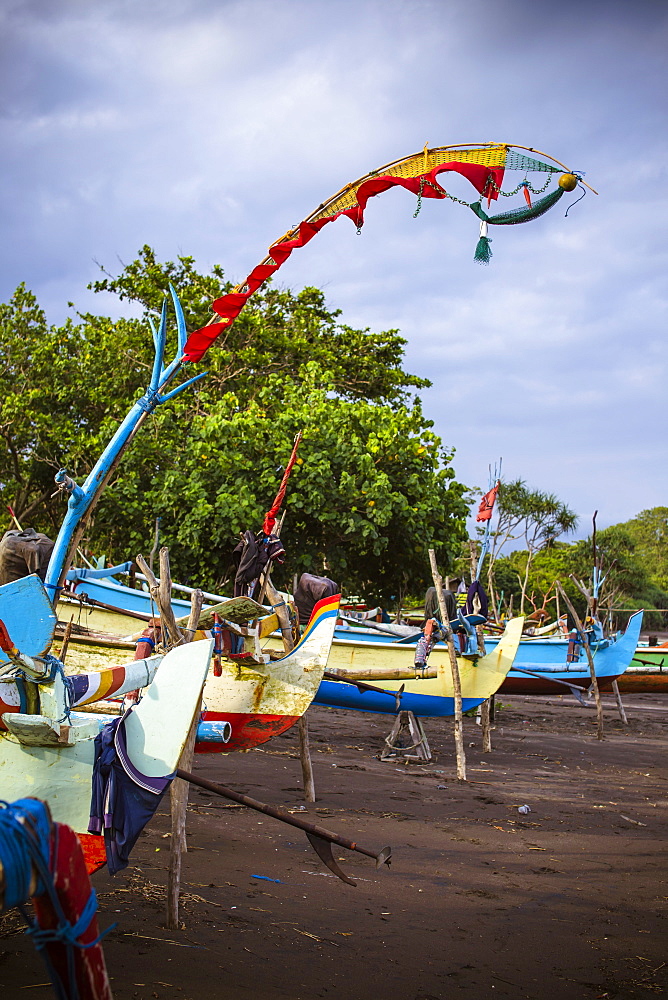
top-left (429, 549), bottom-right (466, 781)
top-left (136, 549), bottom-right (183, 648)
top-left (264, 575), bottom-right (316, 802)
top-left (166, 587), bottom-right (204, 931)
top-left (569, 572), bottom-right (629, 726)
top-left (611, 679), bottom-right (628, 724)
top-left (475, 626), bottom-right (493, 752)
top-left (556, 581), bottom-right (604, 740)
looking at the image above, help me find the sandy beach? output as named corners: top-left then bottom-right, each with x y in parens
top-left (1, 693), bottom-right (666, 1000)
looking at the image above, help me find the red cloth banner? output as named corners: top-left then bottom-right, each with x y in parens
top-left (183, 159), bottom-right (505, 362)
top-left (262, 431), bottom-right (303, 536)
top-left (476, 482), bottom-right (500, 522)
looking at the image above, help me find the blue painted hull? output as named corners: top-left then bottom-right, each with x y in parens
top-left (313, 680), bottom-right (482, 717)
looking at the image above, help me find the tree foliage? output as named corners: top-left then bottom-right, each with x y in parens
top-left (483, 478), bottom-right (578, 617)
top-left (0, 249), bottom-right (468, 602)
top-left (480, 523), bottom-right (668, 629)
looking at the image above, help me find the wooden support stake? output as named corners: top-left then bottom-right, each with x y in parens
top-left (166, 588), bottom-right (203, 931)
top-left (429, 549), bottom-right (466, 781)
top-left (476, 626), bottom-right (492, 753)
top-left (57, 616), bottom-right (74, 664)
top-left (611, 679), bottom-right (628, 724)
top-left (556, 581), bottom-right (604, 740)
top-left (265, 573), bottom-right (315, 802)
top-left (136, 549), bottom-right (184, 648)
top-left (298, 715), bottom-right (316, 802)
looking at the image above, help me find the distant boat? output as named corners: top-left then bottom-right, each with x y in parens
top-left (332, 612), bottom-right (644, 697)
top-left (616, 642), bottom-right (668, 693)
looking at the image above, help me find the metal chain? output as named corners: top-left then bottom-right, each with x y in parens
top-left (411, 168), bottom-right (553, 220)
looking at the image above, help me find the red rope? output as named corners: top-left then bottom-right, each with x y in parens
top-left (262, 432), bottom-right (303, 536)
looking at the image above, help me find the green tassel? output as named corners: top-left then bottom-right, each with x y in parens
top-left (474, 235), bottom-right (492, 264)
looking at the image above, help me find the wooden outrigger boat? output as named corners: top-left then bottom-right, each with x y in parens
top-left (616, 643), bottom-right (668, 693)
top-left (332, 611), bottom-right (644, 698)
top-left (313, 617), bottom-right (524, 716)
top-left (0, 574), bottom-right (215, 873)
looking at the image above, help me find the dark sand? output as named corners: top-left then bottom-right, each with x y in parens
top-left (2, 694), bottom-right (667, 1000)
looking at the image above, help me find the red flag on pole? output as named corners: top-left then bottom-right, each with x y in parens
top-left (476, 481), bottom-right (499, 522)
top-left (262, 431), bottom-right (303, 536)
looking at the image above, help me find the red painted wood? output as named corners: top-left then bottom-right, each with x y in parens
top-left (499, 673), bottom-right (622, 695)
top-left (197, 711), bottom-right (300, 753)
top-left (78, 833), bottom-right (108, 876)
top-left (31, 824), bottom-right (113, 1000)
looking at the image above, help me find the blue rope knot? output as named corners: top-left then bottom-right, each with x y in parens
top-left (137, 387), bottom-right (163, 413)
top-left (26, 888), bottom-right (116, 951)
top-left (135, 634), bottom-right (156, 651)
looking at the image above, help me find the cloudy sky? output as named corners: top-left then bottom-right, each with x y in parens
top-left (1, 0), bottom-right (666, 537)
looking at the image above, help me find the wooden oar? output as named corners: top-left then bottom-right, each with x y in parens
top-left (176, 768), bottom-right (391, 887)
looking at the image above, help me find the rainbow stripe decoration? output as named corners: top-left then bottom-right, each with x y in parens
top-left (184, 143), bottom-right (588, 362)
top-left (291, 594), bottom-right (340, 648)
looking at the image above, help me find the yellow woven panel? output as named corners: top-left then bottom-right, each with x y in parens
top-left (310, 145), bottom-right (507, 222)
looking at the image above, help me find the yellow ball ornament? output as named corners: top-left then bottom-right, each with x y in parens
top-left (558, 173), bottom-right (579, 192)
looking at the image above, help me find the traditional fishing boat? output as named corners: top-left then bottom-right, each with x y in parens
top-left (333, 612), bottom-right (643, 697)
top-left (0, 575), bottom-right (216, 874)
top-left (313, 617), bottom-right (523, 716)
top-left (616, 642), bottom-right (668, 694)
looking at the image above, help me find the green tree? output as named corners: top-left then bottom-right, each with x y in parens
top-left (0, 250), bottom-right (468, 602)
top-left (484, 478), bottom-right (578, 618)
top-left (614, 507), bottom-right (668, 593)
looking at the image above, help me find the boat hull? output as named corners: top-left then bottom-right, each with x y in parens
top-left (332, 613), bottom-right (644, 698)
top-left (312, 618), bottom-right (524, 716)
top-left (197, 710), bottom-right (300, 752)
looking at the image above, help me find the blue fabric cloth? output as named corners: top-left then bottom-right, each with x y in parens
top-left (88, 715), bottom-right (172, 875)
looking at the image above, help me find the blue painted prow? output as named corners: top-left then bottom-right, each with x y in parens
top-left (0, 575), bottom-right (57, 664)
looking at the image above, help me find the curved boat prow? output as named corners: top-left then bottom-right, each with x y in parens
top-left (272, 593), bottom-right (341, 675)
top-left (488, 616), bottom-right (525, 664)
top-left (197, 594), bottom-right (341, 753)
top-left (462, 616), bottom-right (524, 701)
top-left (621, 609), bottom-right (644, 648)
